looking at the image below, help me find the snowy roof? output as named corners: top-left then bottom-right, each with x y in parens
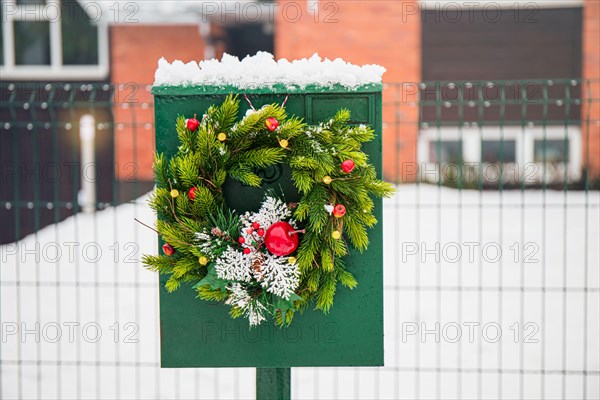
top-left (153, 52), bottom-right (386, 91)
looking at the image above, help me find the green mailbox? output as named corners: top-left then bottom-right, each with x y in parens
top-left (152, 82), bottom-right (384, 368)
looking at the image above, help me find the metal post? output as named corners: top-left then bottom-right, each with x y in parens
top-left (256, 368), bottom-right (290, 400)
top-left (79, 114), bottom-right (96, 213)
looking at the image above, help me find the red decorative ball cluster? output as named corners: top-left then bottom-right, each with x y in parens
top-left (245, 222), bottom-right (265, 238)
top-left (239, 222), bottom-right (269, 256)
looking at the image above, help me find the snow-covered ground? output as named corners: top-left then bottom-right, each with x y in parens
top-left (1, 184), bottom-right (599, 400)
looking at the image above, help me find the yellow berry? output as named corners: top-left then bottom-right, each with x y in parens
top-left (279, 139), bottom-right (289, 148)
top-left (170, 189), bottom-right (179, 198)
top-left (287, 257), bottom-right (297, 264)
top-left (323, 176), bottom-right (332, 185)
top-left (332, 231), bottom-right (342, 240)
top-left (199, 256), bottom-right (209, 266)
top-left (217, 132), bottom-right (227, 142)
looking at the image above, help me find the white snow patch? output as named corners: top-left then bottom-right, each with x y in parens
top-left (153, 52), bottom-right (386, 89)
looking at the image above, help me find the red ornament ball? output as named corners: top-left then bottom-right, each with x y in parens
top-left (238, 236), bottom-right (245, 244)
top-left (333, 204), bottom-right (346, 218)
top-left (341, 159), bottom-right (355, 173)
top-left (257, 228), bottom-right (265, 237)
top-left (162, 243), bottom-right (175, 256)
top-left (252, 222), bottom-right (260, 230)
top-left (243, 248), bottom-right (251, 255)
top-left (187, 187), bottom-right (197, 200)
top-left (186, 116), bottom-right (200, 132)
top-left (264, 221), bottom-right (300, 256)
top-left (246, 227), bottom-right (254, 234)
top-left (265, 117), bottom-right (279, 132)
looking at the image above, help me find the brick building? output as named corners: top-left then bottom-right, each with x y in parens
top-left (1, 0), bottom-right (598, 185)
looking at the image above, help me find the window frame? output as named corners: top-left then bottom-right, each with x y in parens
top-left (1, 0), bottom-right (109, 80)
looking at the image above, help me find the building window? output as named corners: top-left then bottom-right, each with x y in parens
top-left (534, 139), bottom-right (569, 163)
top-left (481, 140), bottom-right (517, 164)
top-left (14, 20), bottom-right (51, 65)
top-left (1, 0), bottom-right (108, 79)
top-left (61, 0), bottom-right (98, 65)
top-left (429, 140), bottom-right (462, 164)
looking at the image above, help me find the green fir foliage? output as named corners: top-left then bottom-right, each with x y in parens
top-left (143, 95), bottom-right (395, 326)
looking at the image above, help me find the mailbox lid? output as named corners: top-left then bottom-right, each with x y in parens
top-left (151, 82), bottom-right (383, 96)
top-left (154, 87), bottom-right (384, 368)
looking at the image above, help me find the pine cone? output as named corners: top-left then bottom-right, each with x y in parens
top-left (252, 253), bottom-right (265, 279)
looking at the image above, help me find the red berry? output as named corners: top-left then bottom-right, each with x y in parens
top-left (186, 117), bottom-right (200, 131)
top-left (162, 243), bottom-right (175, 256)
top-left (341, 159), bottom-right (355, 173)
top-left (238, 236), bottom-right (245, 244)
top-left (187, 187), bottom-right (197, 200)
top-left (252, 222), bottom-right (260, 230)
top-left (257, 228), bottom-right (265, 237)
top-left (246, 227), bottom-right (254, 234)
top-left (243, 248), bottom-right (251, 255)
top-left (333, 204), bottom-right (346, 218)
top-left (265, 117), bottom-right (279, 132)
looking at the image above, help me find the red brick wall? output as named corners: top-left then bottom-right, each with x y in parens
top-left (583, 0), bottom-right (600, 179)
top-left (111, 25), bottom-right (205, 181)
top-left (275, 0), bottom-right (421, 182)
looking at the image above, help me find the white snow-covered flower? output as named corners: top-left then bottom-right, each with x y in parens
top-left (324, 204), bottom-right (334, 215)
top-left (196, 231), bottom-right (216, 256)
top-left (225, 283), bottom-right (250, 308)
top-left (246, 301), bottom-right (267, 326)
top-left (254, 253), bottom-right (300, 300)
top-left (240, 196), bottom-right (293, 238)
top-left (215, 246), bottom-right (253, 282)
top-left (226, 283), bottom-right (268, 326)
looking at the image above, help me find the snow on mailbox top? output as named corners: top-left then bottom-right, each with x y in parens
top-left (153, 52), bottom-right (386, 91)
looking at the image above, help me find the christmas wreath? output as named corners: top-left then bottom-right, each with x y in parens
top-left (142, 95), bottom-right (394, 327)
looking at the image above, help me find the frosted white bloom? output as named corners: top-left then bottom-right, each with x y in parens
top-left (324, 204), bottom-right (334, 215)
top-left (247, 303), bottom-right (267, 326)
top-left (311, 140), bottom-right (324, 153)
top-left (239, 196), bottom-right (293, 243)
top-left (226, 283), bottom-right (267, 326)
top-left (225, 283), bottom-right (250, 308)
top-left (154, 52), bottom-right (386, 89)
top-left (254, 254), bottom-right (300, 300)
top-left (215, 247), bottom-right (253, 282)
top-left (196, 231), bottom-right (215, 256)
top-left (218, 146), bottom-right (226, 156)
